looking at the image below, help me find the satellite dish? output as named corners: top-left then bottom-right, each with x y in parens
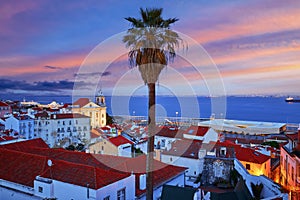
top-left (47, 159), bottom-right (53, 167)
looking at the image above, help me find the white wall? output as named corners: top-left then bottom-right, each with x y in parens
top-left (5, 116), bottom-right (34, 140)
top-left (118, 144), bottom-right (132, 157)
top-left (161, 154), bottom-right (202, 186)
top-left (97, 174), bottom-right (135, 200)
top-left (137, 172), bottom-right (185, 200)
top-left (0, 186), bottom-right (42, 200)
top-left (154, 136), bottom-right (177, 151)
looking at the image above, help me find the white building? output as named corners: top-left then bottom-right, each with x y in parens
top-left (4, 114), bottom-right (35, 140)
top-left (34, 113), bottom-right (90, 147)
top-left (154, 126), bottom-right (183, 150)
top-left (0, 144), bottom-right (135, 200)
top-left (198, 119), bottom-right (286, 135)
top-left (0, 139), bottom-right (186, 200)
top-left (160, 139), bottom-right (205, 186)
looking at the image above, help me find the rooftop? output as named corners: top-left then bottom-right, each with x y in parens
top-left (73, 98), bottom-right (90, 108)
top-left (50, 113), bottom-right (89, 119)
top-left (109, 135), bottom-right (134, 146)
top-left (199, 119), bottom-right (286, 135)
top-left (184, 126), bottom-right (209, 137)
top-left (155, 126), bottom-right (184, 139)
top-left (0, 101), bottom-right (9, 107)
top-left (0, 138), bottom-right (185, 196)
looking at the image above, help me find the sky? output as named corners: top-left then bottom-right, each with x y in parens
top-left (0, 0), bottom-right (300, 97)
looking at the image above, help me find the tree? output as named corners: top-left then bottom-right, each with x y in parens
top-left (123, 8), bottom-right (183, 200)
top-left (106, 113), bottom-right (114, 125)
top-left (251, 182), bottom-right (263, 200)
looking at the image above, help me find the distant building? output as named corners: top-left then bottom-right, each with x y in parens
top-left (0, 101), bottom-right (11, 117)
top-left (280, 128), bottom-right (300, 198)
top-left (34, 113), bottom-right (90, 147)
top-left (155, 126), bottom-right (184, 150)
top-left (88, 135), bottom-right (134, 157)
top-left (199, 119), bottom-right (286, 135)
top-left (72, 90), bottom-right (107, 128)
top-left (5, 114), bottom-right (35, 140)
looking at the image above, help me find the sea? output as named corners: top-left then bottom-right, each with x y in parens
top-left (3, 95), bottom-right (300, 124)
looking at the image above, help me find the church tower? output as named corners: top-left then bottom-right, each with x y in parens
top-left (95, 90), bottom-right (106, 107)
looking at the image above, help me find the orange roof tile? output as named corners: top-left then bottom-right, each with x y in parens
top-left (73, 98), bottom-right (90, 107)
top-left (185, 126), bottom-right (209, 136)
top-left (109, 135), bottom-right (134, 146)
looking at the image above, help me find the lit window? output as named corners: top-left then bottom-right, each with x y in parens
top-left (117, 188), bottom-right (125, 200)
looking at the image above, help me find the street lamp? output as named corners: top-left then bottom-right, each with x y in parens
top-left (175, 112), bottom-right (178, 126)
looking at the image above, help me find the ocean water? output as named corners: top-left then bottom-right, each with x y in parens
top-left (4, 95), bottom-right (300, 124)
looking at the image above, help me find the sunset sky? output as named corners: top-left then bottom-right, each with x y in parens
top-left (0, 0), bottom-right (300, 97)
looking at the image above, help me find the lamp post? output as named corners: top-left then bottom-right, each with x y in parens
top-left (175, 111), bottom-right (178, 127)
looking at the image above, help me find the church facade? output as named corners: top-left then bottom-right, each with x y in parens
top-left (72, 90), bottom-right (107, 128)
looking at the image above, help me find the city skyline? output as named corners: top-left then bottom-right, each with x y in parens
top-left (0, 0), bottom-right (300, 97)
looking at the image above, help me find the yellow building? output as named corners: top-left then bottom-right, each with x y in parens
top-left (89, 135), bottom-right (133, 157)
top-left (72, 91), bottom-right (106, 128)
top-left (235, 146), bottom-right (271, 178)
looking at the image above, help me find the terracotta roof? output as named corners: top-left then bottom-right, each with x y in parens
top-left (109, 135), bottom-right (134, 146)
top-left (39, 159), bottom-right (130, 189)
top-left (11, 147), bottom-right (111, 170)
top-left (0, 101), bottom-right (9, 107)
top-left (286, 133), bottom-right (298, 141)
top-left (34, 111), bottom-right (49, 118)
top-left (50, 113), bottom-right (89, 119)
top-left (0, 136), bottom-right (15, 142)
top-left (0, 148), bottom-right (48, 187)
top-left (0, 139), bottom-right (186, 195)
top-left (185, 126), bottom-right (209, 136)
top-left (0, 138), bottom-right (49, 150)
top-left (0, 148), bottom-right (130, 189)
top-left (101, 126), bottom-right (111, 131)
top-left (162, 139), bottom-right (204, 159)
top-left (235, 146), bottom-right (270, 164)
top-left (73, 98), bottom-right (90, 107)
top-left (93, 154), bottom-right (187, 197)
top-left (155, 126), bottom-right (184, 138)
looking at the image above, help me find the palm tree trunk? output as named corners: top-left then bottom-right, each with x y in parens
top-left (146, 82), bottom-right (155, 200)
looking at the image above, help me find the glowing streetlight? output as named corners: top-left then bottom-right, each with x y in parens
top-left (175, 112), bottom-right (178, 126)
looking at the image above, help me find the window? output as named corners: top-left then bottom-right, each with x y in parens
top-left (292, 167), bottom-right (294, 181)
top-left (69, 120), bottom-right (72, 125)
top-left (246, 163), bottom-right (251, 170)
top-left (38, 186), bottom-right (43, 193)
top-left (62, 121), bottom-right (65, 125)
top-left (220, 147), bottom-right (226, 156)
top-left (117, 188), bottom-right (126, 200)
top-left (170, 157), bottom-right (173, 162)
top-left (103, 196), bottom-right (110, 200)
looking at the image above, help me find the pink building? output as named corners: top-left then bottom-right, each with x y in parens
top-left (280, 128), bottom-right (300, 199)
top-left (0, 101), bottom-right (11, 118)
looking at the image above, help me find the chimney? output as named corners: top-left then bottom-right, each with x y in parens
top-left (139, 174), bottom-right (146, 190)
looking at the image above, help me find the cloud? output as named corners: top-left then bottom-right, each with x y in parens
top-left (74, 71), bottom-right (111, 78)
top-left (0, 78), bottom-right (87, 93)
top-left (43, 65), bottom-right (62, 70)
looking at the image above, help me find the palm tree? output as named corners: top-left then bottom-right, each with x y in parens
top-left (123, 8), bottom-right (183, 200)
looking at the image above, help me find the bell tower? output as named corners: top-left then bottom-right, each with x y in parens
top-left (95, 90), bottom-right (105, 107)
